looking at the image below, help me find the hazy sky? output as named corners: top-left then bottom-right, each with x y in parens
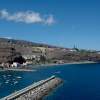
top-left (0, 0), bottom-right (99, 50)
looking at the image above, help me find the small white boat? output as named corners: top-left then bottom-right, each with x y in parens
top-left (14, 81), bottom-right (18, 84)
top-left (16, 76), bottom-right (22, 79)
top-left (55, 71), bottom-right (61, 74)
top-left (8, 75), bottom-right (11, 77)
top-left (6, 80), bottom-right (10, 82)
top-left (13, 79), bottom-right (16, 81)
top-left (5, 81), bottom-right (9, 84)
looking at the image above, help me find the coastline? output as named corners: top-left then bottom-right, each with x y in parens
top-left (31, 61), bottom-right (98, 68)
top-left (0, 61), bottom-right (98, 72)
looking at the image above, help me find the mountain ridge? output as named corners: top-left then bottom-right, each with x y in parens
top-left (0, 37), bottom-right (66, 49)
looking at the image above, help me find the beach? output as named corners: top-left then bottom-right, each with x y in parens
top-left (31, 61), bottom-right (97, 68)
top-left (0, 61), bottom-right (97, 72)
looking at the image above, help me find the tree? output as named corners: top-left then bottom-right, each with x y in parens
top-left (13, 56), bottom-right (26, 64)
top-left (40, 55), bottom-right (46, 64)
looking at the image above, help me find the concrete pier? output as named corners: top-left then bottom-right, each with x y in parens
top-left (1, 75), bottom-right (62, 100)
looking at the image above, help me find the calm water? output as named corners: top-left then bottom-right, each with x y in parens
top-left (0, 63), bottom-right (99, 100)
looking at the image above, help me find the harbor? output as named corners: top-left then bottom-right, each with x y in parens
top-left (0, 63), bottom-right (99, 100)
top-left (1, 76), bottom-right (62, 100)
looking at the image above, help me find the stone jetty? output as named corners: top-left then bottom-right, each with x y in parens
top-left (1, 75), bottom-right (62, 100)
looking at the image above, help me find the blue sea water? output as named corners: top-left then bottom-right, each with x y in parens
top-left (0, 63), bottom-right (99, 100)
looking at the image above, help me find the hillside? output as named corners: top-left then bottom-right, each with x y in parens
top-left (0, 38), bottom-right (60, 55)
top-left (0, 38), bottom-right (59, 48)
top-left (0, 38), bottom-right (100, 64)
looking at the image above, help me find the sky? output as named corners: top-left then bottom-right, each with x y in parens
top-left (0, 0), bottom-right (99, 50)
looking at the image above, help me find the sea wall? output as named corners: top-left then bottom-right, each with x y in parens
top-left (1, 76), bottom-right (62, 100)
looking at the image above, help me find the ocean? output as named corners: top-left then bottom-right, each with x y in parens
top-left (0, 63), bottom-right (99, 100)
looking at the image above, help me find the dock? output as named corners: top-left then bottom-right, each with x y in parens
top-left (1, 75), bottom-right (62, 100)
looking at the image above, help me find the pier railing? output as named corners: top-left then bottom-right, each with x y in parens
top-left (1, 75), bottom-right (56, 100)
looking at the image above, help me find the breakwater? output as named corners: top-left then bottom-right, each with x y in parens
top-left (1, 75), bottom-right (62, 100)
